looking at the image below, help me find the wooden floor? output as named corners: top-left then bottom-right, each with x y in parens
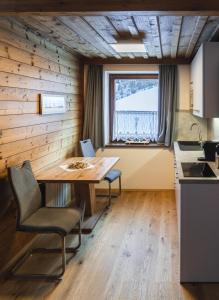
top-left (1, 191), bottom-right (219, 300)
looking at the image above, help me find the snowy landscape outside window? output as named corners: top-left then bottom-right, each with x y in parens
top-left (109, 74), bottom-right (159, 143)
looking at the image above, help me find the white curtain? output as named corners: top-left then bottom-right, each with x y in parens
top-left (113, 111), bottom-right (158, 142)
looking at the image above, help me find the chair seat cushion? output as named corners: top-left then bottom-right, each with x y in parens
top-left (21, 207), bottom-right (81, 235)
top-left (104, 169), bottom-right (121, 183)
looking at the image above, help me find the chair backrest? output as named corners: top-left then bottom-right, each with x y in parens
top-left (80, 139), bottom-right (96, 157)
top-left (8, 161), bottom-right (42, 225)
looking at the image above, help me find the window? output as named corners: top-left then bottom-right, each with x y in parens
top-left (109, 74), bottom-right (159, 143)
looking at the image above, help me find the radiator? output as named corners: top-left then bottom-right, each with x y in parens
top-left (46, 183), bottom-right (73, 207)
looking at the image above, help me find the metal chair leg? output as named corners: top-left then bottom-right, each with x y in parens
top-left (61, 235), bottom-right (66, 277)
top-left (9, 234), bottom-right (67, 281)
top-left (108, 176), bottom-right (121, 200)
top-left (108, 182), bottom-right (112, 207)
top-left (118, 176), bottom-right (122, 196)
top-left (97, 176), bottom-right (121, 205)
top-left (8, 222), bottom-right (82, 281)
top-left (69, 220), bottom-right (81, 251)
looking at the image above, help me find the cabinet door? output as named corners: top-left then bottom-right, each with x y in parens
top-left (174, 161), bottom-right (181, 238)
top-left (191, 45), bottom-right (203, 117)
top-left (203, 43), bottom-right (219, 117)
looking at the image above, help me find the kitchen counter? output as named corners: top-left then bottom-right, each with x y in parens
top-left (174, 141), bottom-right (219, 282)
top-left (174, 141), bottom-right (219, 183)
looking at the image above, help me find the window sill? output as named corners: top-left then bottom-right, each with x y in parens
top-left (104, 142), bottom-right (165, 148)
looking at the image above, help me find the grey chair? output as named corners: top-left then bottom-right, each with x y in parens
top-left (8, 160), bottom-right (85, 281)
top-left (80, 139), bottom-right (121, 206)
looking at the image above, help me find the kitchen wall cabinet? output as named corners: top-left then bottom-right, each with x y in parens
top-left (190, 42), bottom-right (219, 118)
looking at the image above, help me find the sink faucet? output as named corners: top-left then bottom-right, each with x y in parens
top-left (190, 122), bottom-right (203, 145)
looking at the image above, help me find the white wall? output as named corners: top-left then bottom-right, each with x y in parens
top-left (97, 147), bottom-right (174, 190)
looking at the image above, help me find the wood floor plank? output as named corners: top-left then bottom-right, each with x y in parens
top-left (0, 191), bottom-right (219, 300)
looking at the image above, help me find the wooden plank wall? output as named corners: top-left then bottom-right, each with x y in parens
top-left (0, 19), bottom-right (83, 271)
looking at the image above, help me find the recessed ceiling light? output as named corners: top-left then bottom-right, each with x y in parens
top-left (110, 43), bottom-right (146, 53)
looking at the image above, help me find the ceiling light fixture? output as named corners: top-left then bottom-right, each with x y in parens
top-left (110, 40), bottom-right (146, 53)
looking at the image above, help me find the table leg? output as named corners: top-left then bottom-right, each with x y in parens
top-left (73, 182), bottom-right (109, 234)
top-left (74, 182), bottom-right (96, 216)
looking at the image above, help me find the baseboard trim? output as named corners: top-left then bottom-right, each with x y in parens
top-left (96, 188), bottom-right (174, 192)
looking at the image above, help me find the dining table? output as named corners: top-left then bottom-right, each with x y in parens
top-left (35, 156), bottom-right (120, 233)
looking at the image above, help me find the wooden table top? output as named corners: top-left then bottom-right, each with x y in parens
top-left (35, 157), bottom-right (120, 183)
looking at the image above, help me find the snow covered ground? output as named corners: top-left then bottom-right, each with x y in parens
top-left (115, 86), bottom-right (158, 112)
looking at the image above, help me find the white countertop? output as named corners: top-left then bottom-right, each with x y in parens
top-left (174, 142), bottom-right (219, 183)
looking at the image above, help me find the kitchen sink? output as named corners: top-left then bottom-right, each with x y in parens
top-left (177, 141), bottom-right (203, 151)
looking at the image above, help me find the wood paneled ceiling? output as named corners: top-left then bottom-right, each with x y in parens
top-left (2, 15), bottom-right (219, 62)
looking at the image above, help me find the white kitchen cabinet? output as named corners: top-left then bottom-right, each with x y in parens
top-left (190, 42), bottom-right (219, 118)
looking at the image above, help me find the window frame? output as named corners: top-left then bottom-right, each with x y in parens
top-left (109, 73), bottom-right (159, 144)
